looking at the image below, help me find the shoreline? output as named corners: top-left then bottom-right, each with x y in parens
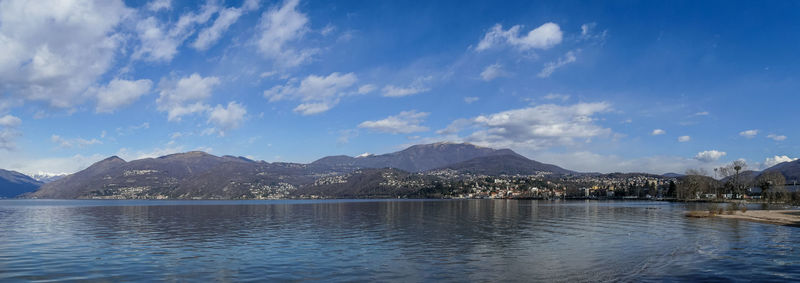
top-left (688, 209), bottom-right (800, 227)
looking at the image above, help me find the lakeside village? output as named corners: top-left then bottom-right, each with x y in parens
top-left (402, 161), bottom-right (800, 205)
top-left (422, 169), bottom-right (673, 200)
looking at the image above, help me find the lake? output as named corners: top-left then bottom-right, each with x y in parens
top-left (0, 199), bottom-right (797, 282)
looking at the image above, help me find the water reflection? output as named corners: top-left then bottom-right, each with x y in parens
top-left (0, 199), bottom-right (797, 282)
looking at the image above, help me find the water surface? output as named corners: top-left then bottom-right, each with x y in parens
top-left (0, 199), bottom-right (797, 282)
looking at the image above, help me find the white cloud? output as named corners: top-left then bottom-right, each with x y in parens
top-left (207, 101), bottom-right (247, 135)
top-left (0, 114), bottom-right (22, 151)
top-left (293, 102), bottom-right (334, 115)
top-left (357, 84), bottom-right (377, 94)
top-left (436, 118), bottom-right (472, 136)
top-left (739, 129), bottom-right (758, 138)
top-left (767, 134), bottom-right (787, 141)
top-left (358, 110), bottom-right (430, 134)
top-left (256, 0), bottom-right (316, 67)
top-left (381, 77), bottom-right (432, 97)
top-left (50, 134), bottom-right (102, 149)
top-left (321, 24), bottom-right (336, 36)
top-left (0, 0), bottom-right (131, 108)
top-left (763, 155), bottom-right (797, 168)
top-left (156, 73), bottom-right (220, 121)
top-left (147, 0), bottom-right (171, 12)
top-left (264, 72), bottom-right (358, 115)
top-left (242, 0), bottom-right (259, 11)
top-left (116, 122), bottom-right (150, 136)
top-left (651, 129), bottom-right (666, 135)
top-left (260, 71), bottom-right (278, 78)
top-left (543, 93), bottom-right (570, 101)
top-left (75, 138), bottom-right (103, 147)
top-left (132, 17), bottom-right (180, 62)
top-left (581, 23), bottom-right (594, 37)
top-left (538, 50), bottom-right (578, 78)
top-left (464, 97), bottom-right (480, 104)
top-left (579, 22), bottom-right (607, 43)
top-left (192, 1), bottom-right (259, 51)
top-left (439, 102), bottom-right (612, 150)
top-left (0, 100), bottom-right (22, 114)
top-left (480, 63), bottom-right (507, 81)
top-left (476, 22), bottom-right (563, 51)
top-left (92, 79), bottom-right (153, 113)
top-left (694, 150), bottom-right (726, 163)
top-left (381, 85), bottom-right (429, 97)
top-left (678, 135), bottom-right (691, 142)
top-left (0, 115), bottom-right (21, 128)
top-left (200, 127), bottom-right (217, 136)
top-left (133, 2), bottom-right (219, 62)
top-left (192, 8), bottom-right (244, 50)
top-left (694, 111), bottom-right (710, 116)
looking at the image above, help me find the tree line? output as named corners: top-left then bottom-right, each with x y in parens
top-left (677, 160), bottom-right (799, 204)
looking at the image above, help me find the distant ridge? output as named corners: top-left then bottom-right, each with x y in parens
top-left (761, 160), bottom-right (800, 182)
top-left (662, 173), bottom-right (684, 178)
top-left (310, 142), bottom-right (547, 173)
top-left (31, 152), bottom-right (311, 199)
top-left (0, 169), bottom-right (43, 198)
top-left (720, 170), bottom-right (760, 184)
top-left (439, 153), bottom-right (572, 175)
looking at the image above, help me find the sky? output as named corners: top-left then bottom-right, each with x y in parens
top-left (0, 0), bottom-right (799, 176)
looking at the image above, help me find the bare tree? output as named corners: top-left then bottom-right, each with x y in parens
top-left (681, 169), bottom-right (713, 200)
top-left (716, 160), bottom-right (749, 199)
top-left (732, 160), bottom-right (748, 198)
top-left (758, 172), bottom-right (787, 203)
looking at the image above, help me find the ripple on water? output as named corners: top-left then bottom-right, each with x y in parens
top-left (0, 199), bottom-right (797, 282)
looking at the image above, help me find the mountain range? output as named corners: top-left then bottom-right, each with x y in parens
top-left (31, 173), bottom-right (68, 183)
top-left (27, 142), bottom-right (569, 199)
top-left (31, 152), bottom-right (312, 199)
top-left (7, 142), bottom-right (800, 199)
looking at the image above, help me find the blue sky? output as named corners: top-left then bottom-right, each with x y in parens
top-left (0, 0), bottom-right (798, 175)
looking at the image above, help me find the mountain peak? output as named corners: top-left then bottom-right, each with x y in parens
top-left (158, 151), bottom-right (213, 159)
top-left (415, 141), bottom-right (477, 147)
top-left (84, 156), bottom-right (126, 172)
top-left (91, 156), bottom-right (126, 166)
top-left (310, 142), bottom-right (538, 173)
top-left (103, 155), bottom-right (125, 162)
